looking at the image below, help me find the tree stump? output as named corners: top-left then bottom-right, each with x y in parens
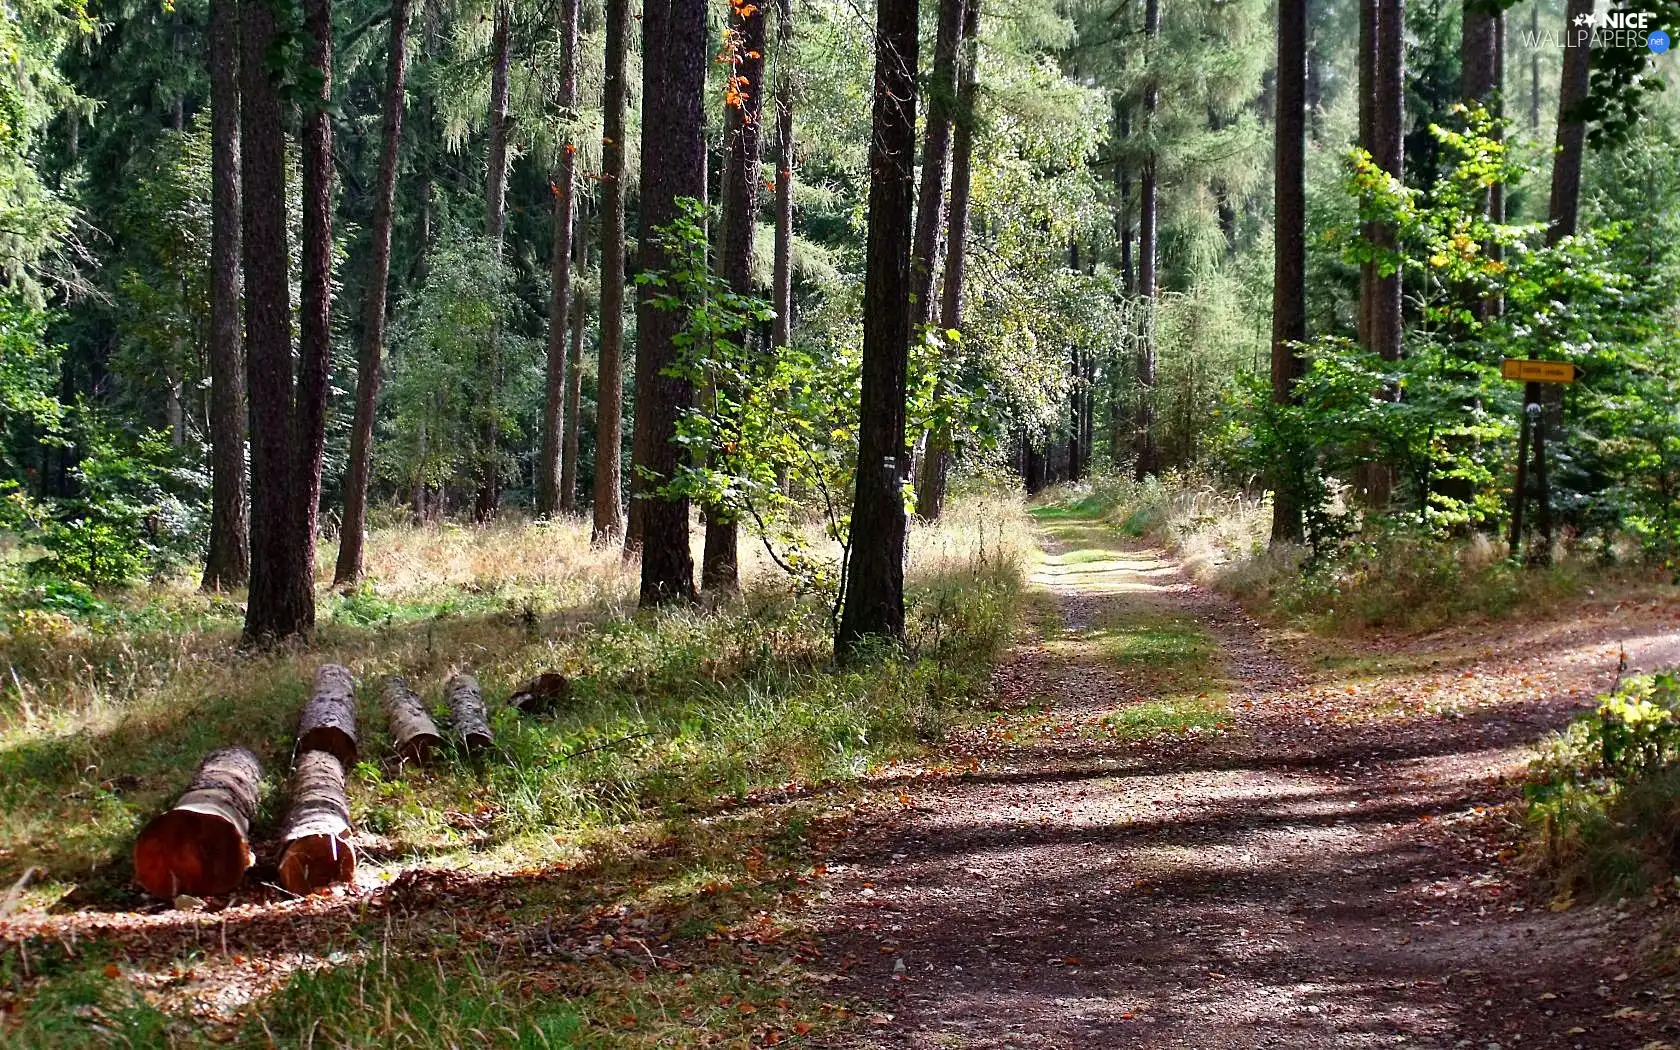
top-left (509, 671), bottom-right (572, 716)
top-left (444, 671), bottom-right (494, 751)
top-left (297, 663), bottom-right (358, 767)
top-left (133, 747), bottom-right (262, 898)
top-left (381, 675), bottom-right (442, 761)
top-left (276, 750), bottom-right (356, 894)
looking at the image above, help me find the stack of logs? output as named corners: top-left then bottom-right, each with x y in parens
top-left (132, 665), bottom-right (558, 901)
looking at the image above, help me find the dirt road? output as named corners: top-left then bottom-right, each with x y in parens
top-left (816, 516), bottom-right (1680, 1049)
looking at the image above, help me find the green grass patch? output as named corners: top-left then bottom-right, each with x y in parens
top-left (1100, 691), bottom-right (1229, 741)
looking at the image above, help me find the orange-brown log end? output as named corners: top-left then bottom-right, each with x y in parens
top-left (276, 833), bottom-right (356, 895)
top-left (132, 808), bottom-right (253, 898)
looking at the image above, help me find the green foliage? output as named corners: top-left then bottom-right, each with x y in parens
top-left (382, 233), bottom-right (536, 505)
top-left (0, 295), bottom-right (66, 489)
top-left (9, 412), bottom-right (208, 589)
top-left (1244, 110), bottom-right (1679, 557)
top-left (1527, 673), bottom-right (1680, 895)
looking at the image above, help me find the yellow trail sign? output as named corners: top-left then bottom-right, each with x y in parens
top-left (1502, 359), bottom-right (1576, 384)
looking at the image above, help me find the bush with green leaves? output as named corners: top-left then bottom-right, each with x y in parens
top-left (1527, 673), bottom-right (1680, 895)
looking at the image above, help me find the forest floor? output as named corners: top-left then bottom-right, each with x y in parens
top-left (809, 509), bottom-right (1680, 1050)
top-left (3, 506), bottom-right (1680, 1047)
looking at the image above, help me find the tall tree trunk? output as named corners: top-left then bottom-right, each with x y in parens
top-left (1462, 0), bottom-right (1503, 320)
top-left (240, 0), bottom-right (300, 643)
top-left (1115, 99), bottom-right (1133, 294)
top-left (593, 0), bottom-right (629, 543)
top-left (702, 0), bottom-right (769, 593)
top-left (631, 0), bottom-right (704, 604)
top-left (1271, 0), bottom-right (1308, 545)
top-left (293, 0), bottom-right (335, 616)
top-left (1354, 0), bottom-right (1403, 506)
top-left (335, 0), bottom-right (411, 585)
top-left (203, 0), bottom-right (248, 591)
top-left (1548, 0), bottom-right (1592, 246)
top-left (771, 0), bottom-right (794, 358)
top-left (908, 0), bottom-right (965, 333)
top-left (835, 0), bottom-right (919, 660)
top-left (913, 0), bottom-right (977, 521)
top-left (1305, 28), bottom-right (1324, 142)
top-left (474, 2), bottom-right (512, 522)
top-left (1133, 0), bottom-right (1160, 481)
top-left (560, 212), bottom-right (588, 512)
top-left (538, 0), bottom-right (582, 518)
top-left (1527, 2), bottom-right (1540, 132)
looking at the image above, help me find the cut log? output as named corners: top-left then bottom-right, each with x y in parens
top-left (276, 750), bottom-right (356, 894)
top-left (297, 663), bottom-right (358, 767)
top-left (444, 671), bottom-right (494, 751)
top-left (133, 747), bottom-right (261, 899)
top-left (381, 675), bottom-right (442, 761)
top-left (509, 670), bottom-right (572, 716)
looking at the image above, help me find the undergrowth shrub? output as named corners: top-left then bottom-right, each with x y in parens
top-left (1526, 673), bottom-right (1680, 896)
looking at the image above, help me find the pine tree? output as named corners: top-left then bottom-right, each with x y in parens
top-left (336, 0), bottom-right (412, 585)
top-left (836, 0), bottom-right (919, 659)
top-left (592, 0), bottom-right (630, 543)
top-left (1271, 0), bottom-right (1307, 544)
top-left (538, 0), bottom-right (582, 518)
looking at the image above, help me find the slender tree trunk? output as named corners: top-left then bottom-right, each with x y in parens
top-left (1271, 0), bottom-right (1307, 545)
top-left (293, 0), bottom-right (335, 613)
top-left (203, 0), bottom-right (248, 591)
top-left (702, 0), bottom-right (769, 593)
top-left (1527, 2), bottom-right (1540, 132)
top-left (538, 0), bottom-right (582, 518)
top-left (594, 0), bottom-right (630, 543)
top-left (1370, 0), bottom-right (1403, 365)
top-left (1133, 0), bottom-right (1160, 480)
top-left (631, 0), bottom-right (703, 604)
top-left (908, 0), bottom-right (965, 334)
top-left (1115, 99), bottom-right (1133, 294)
top-left (1548, 0), bottom-right (1592, 246)
top-left (1357, 0), bottom-right (1377, 352)
top-left (1306, 28), bottom-right (1324, 142)
top-left (771, 0), bottom-right (794, 357)
top-left (836, 0), bottom-right (919, 660)
top-left (240, 0), bottom-right (300, 643)
top-left (335, 0), bottom-right (411, 586)
top-left (475, 2), bottom-right (512, 522)
top-left (560, 212), bottom-right (588, 512)
top-left (1462, 0), bottom-right (1504, 320)
top-left (913, 0), bottom-right (977, 521)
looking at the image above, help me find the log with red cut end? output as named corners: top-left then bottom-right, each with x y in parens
top-left (297, 663), bottom-right (358, 767)
top-left (444, 671), bottom-right (494, 751)
top-left (380, 675), bottom-right (442, 762)
top-left (133, 747), bottom-right (262, 899)
top-left (276, 750), bottom-right (356, 894)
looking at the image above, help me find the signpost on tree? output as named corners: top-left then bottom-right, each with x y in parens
top-left (1505, 359), bottom-right (1576, 564)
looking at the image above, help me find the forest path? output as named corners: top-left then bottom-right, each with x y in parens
top-left (815, 511), bottom-right (1680, 1049)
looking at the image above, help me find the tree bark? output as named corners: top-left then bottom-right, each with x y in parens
top-left (1133, 0), bottom-right (1161, 480)
top-left (1271, 0), bottom-right (1308, 545)
top-left (475, 2), bottom-right (513, 522)
top-left (296, 663), bottom-right (359, 768)
top-left (292, 0), bottom-right (336, 618)
top-left (132, 747), bottom-right (261, 899)
top-left (908, 0), bottom-right (965, 334)
top-left (276, 750), bottom-right (356, 895)
top-left (913, 0), bottom-right (978, 521)
top-left (702, 0), bottom-right (769, 593)
top-left (1462, 0), bottom-right (1503, 320)
top-left (771, 0), bottom-right (794, 359)
top-left (1371, 0), bottom-right (1403, 365)
top-left (241, 0), bottom-right (311, 644)
top-left (381, 676), bottom-right (442, 762)
top-left (203, 0), bottom-right (248, 593)
top-left (445, 671), bottom-right (494, 750)
top-left (560, 218), bottom-right (588, 512)
top-left (593, 0), bottom-right (629, 543)
top-left (538, 0), bottom-right (582, 518)
top-left (1527, 3), bottom-right (1540, 132)
top-left (335, 0), bottom-right (411, 585)
top-left (835, 0), bottom-right (919, 660)
top-left (631, 0), bottom-right (704, 605)
top-left (1548, 0), bottom-right (1592, 245)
